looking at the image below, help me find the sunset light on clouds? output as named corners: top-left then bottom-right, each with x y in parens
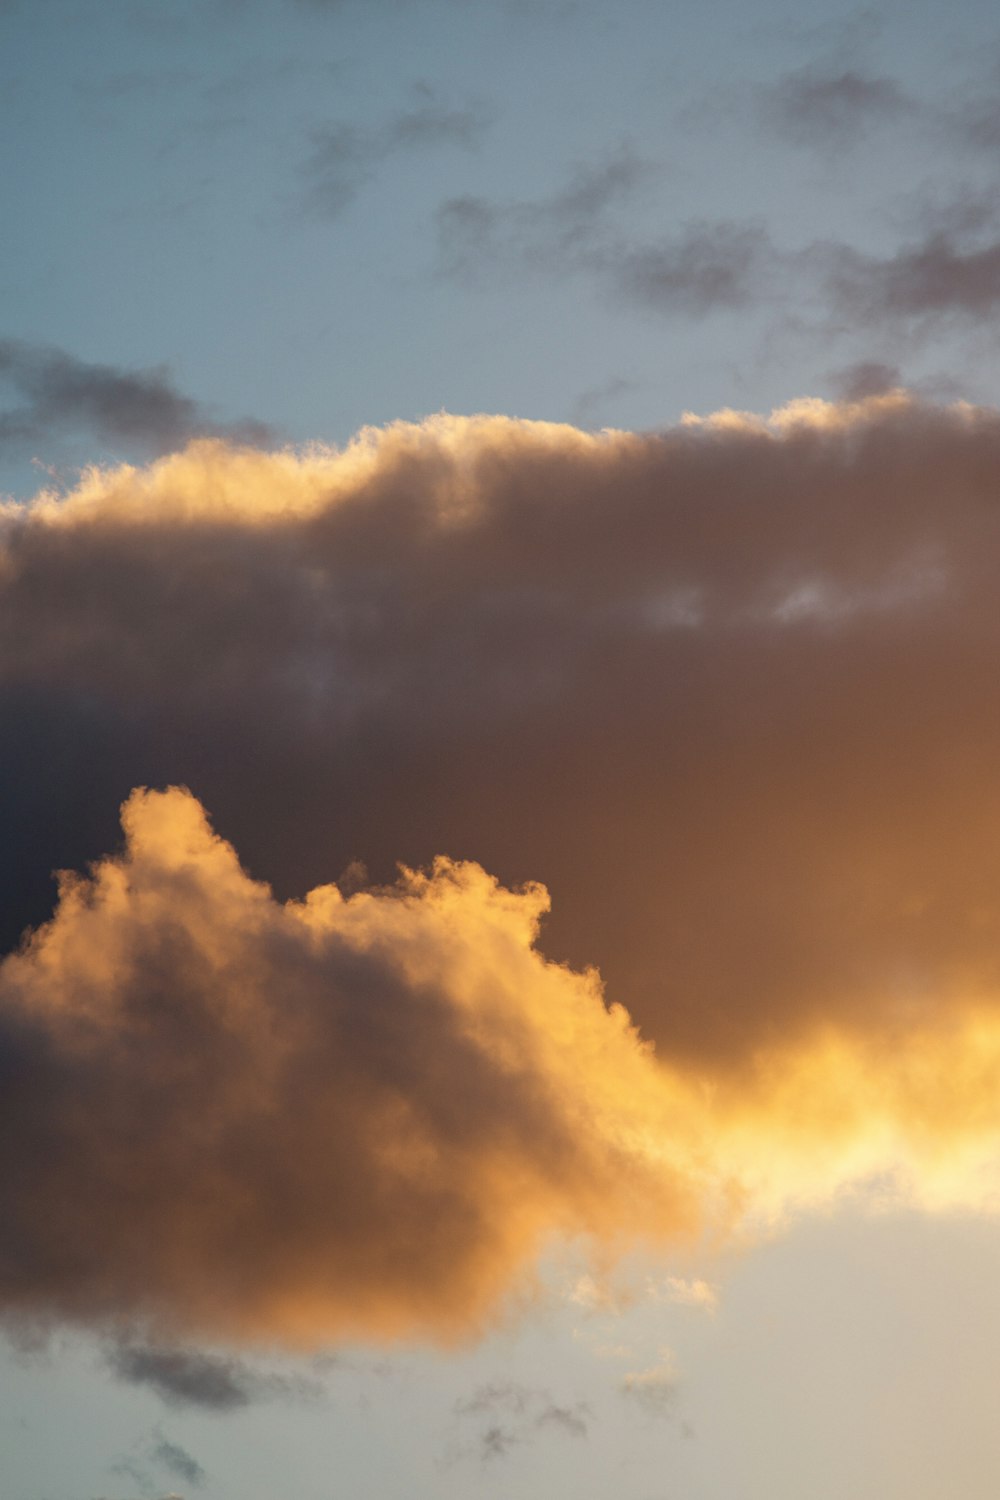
top-left (7, 1), bottom-right (1000, 1498)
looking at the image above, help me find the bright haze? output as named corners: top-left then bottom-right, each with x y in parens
top-left (5, 3), bottom-right (1000, 1499)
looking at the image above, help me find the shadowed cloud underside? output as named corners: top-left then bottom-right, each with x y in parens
top-left (5, 399), bottom-right (1000, 1343)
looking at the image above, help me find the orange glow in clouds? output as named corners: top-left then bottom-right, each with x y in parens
top-left (5, 395), bottom-right (1000, 1345)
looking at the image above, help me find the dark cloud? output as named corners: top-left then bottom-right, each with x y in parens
top-left (761, 66), bottom-right (910, 148)
top-left (480, 1424), bottom-right (517, 1460)
top-left (0, 340), bottom-right (274, 459)
top-left (437, 155), bottom-right (772, 315)
top-left (435, 147), bottom-right (650, 281)
top-left (827, 359), bottom-right (903, 401)
top-left (7, 404), bottom-right (1000, 1341)
top-left (151, 1436), bottom-right (206, 1487)
top-left (456, 1382), bottom-right (533, 1418)
top-left (303, 87), bottom-right (492, 218)
top-left (454, 1382), bottom-right (590, 1460)
top-left (955, 93), bottom-right (1000, 151)
top-left (611, 222), bottom-right (774, 314)
top-left (4, 403), bottom-right (1000, 1066)
top-left (570, 376), bottom-right (642, 430)
top-left (108, 1345), bottom-right (320, 1410)
top-left (536, 1400), bottom-right (589, 1437)
top-left (824, 232), bottom-right (1000, 322)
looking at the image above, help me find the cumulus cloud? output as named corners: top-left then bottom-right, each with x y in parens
top-left (0, 786), bottom-right (698, 1344)
top-left (9, 402), bottom-right (1000, 1341)
top-left (0, 339), bottom-right (274, 459)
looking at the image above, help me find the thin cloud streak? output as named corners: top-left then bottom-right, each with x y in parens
top-left (303, 88), bottom-right (492, 218)
top-left (107, 1344), bottom-right (320, 1410)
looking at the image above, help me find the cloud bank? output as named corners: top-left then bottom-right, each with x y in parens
top-left (6, 399), bottom-right (1000, 1342)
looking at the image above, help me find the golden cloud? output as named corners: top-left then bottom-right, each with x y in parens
top-left (2, 785), bottom-right (1000, 1346)
top-left (4, 395), bottom-right (1000, 1341)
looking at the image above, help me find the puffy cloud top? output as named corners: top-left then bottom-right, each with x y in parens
top-left (6, 398), bottom-right (1000, 1343)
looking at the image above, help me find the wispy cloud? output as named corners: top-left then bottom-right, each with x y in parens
top-left (620, 1352), bottom-right (678, 1419)
top-left (0, 339), bottom-right (274, 458)
top-left (110, 1427), bottom-right (206, 1494)
top-left (151, 1436), bottom-right (206, 1488)
top-left (303, 86), bottom-right (492, 218)
top-left (453, 1382), bottom-right (591, 1461)
top-left (611, 221), bottom-right (775, 314)
top-left (437, 150), bottom-right (773, 316)
top-left (108, 1345), bottom-right (321, 1411)
top-left (760, 65), bottom-right (912, 149)
top-left (436, 146), bottom-right (647, 280)
top-left (823, 231), bottom-right (1000, 322)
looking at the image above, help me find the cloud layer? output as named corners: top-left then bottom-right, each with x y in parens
top-left (6, 399), bottom-right (1000, 1342)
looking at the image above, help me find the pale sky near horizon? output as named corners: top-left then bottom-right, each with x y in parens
top-left (7, 4), bottom-right (1000, 1500)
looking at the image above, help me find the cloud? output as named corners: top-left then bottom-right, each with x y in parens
top-left (435, 147), bottom-right (647, 281)
top-left (620, 1355), bottom-right (678, 1419)
top-left (108, 1344), bottom-right (320, 1410)
top-left (110, 1428), bottom-right (206, 1495)
top-left (454, 1382), bottom-right (590, 1460)
top-left (437, 153), bottom-right (774, 316)
top-left (611, 222), bottom-right (774, 314)
top-left (536, 1400), bottom-right (589, 1437)
top-left (760, 66), bottom-right (911, 149)
top-left (151, 1436), bottom-right (206, 1488)
top-left (0, 339), bottom-right (274, 460)
top-left (302, 87), bottom-right (491, 218)
top-left (0, 785), bottom-right (701, 1345)
top-left (827, 359), bottom-right (903, 401)
top-left (654, 1276), bottom-right (718, 1314)
top-left (10, 403), bottom-right (1000, 1341)
top-left (823, 232), bottom-right (1000, 322)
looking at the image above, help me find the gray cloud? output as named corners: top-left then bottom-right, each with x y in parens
top-left (761, 65), bottom-right (911, 148)
top-left (303, 87), bottom-right (492, 218)
top-left (435, 148), bottom-right (650, 282)
top-left (570, 375), bottom-right (642, 429)
top-left (824, 232), bottom-right (1000, 322)
top-left (454, 1381), bottom-right (590, 1460)
top-left (620, 1364), bottom-right (677, 1419)
top-left (437, 152), bottom-right (772, 315)
top-left (827, 359), bottom-right (903, 401)
top-left (0, 339), bottom-right (274, 459)
top-left (151, 1437), bottom-right (206, 1488)
top-left (108, 1345), bottom-right (320, 1411)
top-left (536, 1400), bottom-right (589, 1437)
top-left (611, 221), bottom-right (775, 314)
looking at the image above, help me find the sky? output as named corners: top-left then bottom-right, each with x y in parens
top-left (6, 1), bottom-right (1000, 1498)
